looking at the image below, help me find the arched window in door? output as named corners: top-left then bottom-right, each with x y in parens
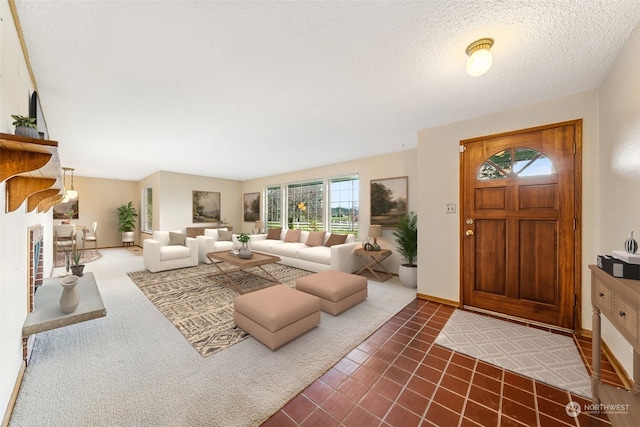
top-left (477, 148), bottom-right (555, 180)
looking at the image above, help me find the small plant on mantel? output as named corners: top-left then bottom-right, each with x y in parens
top-left (70, 249), bottom-right (84, 277)
top-left (11, 114), bottom-right (39, 138)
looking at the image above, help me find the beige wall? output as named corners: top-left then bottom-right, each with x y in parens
top-left (242, 149), bottom-right (418, 274)
top-left (137, 171), bottom-right (244, 244)
top-left (57, 176), bottom-right (139, 248)
top-left (596, 26), bottom-right (640, 376)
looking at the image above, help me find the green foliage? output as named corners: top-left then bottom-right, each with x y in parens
top-left (117, 201), bottom-right (138, 232)
top-left (71, 249), bottom-right (82, 266)
top-left (392, 211), bottom-right (417, 266)
top-left (11, 114), bottom-right (37, 128)
top-left (237, 233), bottom-right (251, 244)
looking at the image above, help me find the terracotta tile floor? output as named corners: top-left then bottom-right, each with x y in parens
top-left (262, 299), bottom-right (627, 427)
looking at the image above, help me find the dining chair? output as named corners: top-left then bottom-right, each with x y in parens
top-left (82, 221), bottom-right (98, 256)
top-left (53, 224), bottom-right (77, 266)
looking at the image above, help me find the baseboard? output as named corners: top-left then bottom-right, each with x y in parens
top-left (416, 293), bottom-right (460, 308)
top-left (2, 360), bottom-right (26, 427)
top-left (600, 337), bottom-right (634, 390)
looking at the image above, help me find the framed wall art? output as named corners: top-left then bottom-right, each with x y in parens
top-left (53, 199), bottom-right (79, 220)
top-left (243, 192), bottom-right (260, 222)
top-left (370, 176), bottom-right (408, 228)
top-left (192, 191), bottom-right (220, 223)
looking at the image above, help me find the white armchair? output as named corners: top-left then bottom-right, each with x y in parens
top-left (143, 231), bottom-right (198, 273)
top-left (195, 228), bottom-right (236, 264)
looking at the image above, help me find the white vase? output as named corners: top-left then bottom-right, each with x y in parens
top-left (59, 275), bottom-right (80, 314)
top-left (398, 264), bottom-right (417, 288)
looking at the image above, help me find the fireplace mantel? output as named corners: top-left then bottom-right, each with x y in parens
top-left (22, 273), bottom-right (106, 337)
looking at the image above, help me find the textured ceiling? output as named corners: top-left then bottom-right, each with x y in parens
top-left (13, 1), bottom-right (640, 181)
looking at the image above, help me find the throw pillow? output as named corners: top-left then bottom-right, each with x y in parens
top-left (305, 231), bottom-right (326, 247)
top-left (325, 233), bottom-right (347, 247)
top-left (283, 229), bottom-right (302, 243)
top-left (266, 228), bottom-right (282, 240)
top-left (169, 232), bottom-right (187, 246)
top-left (218, 230), bottom-right (233, 241)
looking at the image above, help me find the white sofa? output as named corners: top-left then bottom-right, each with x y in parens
top-left (195, 228), bottom-right (236, 264)
top-left (143, 231), bottom-right (198, 273)
top-left (249, 229), bottom-right (360, 273)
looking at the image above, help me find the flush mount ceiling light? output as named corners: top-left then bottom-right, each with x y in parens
top-left (465, 38), bottom-right (494, 76)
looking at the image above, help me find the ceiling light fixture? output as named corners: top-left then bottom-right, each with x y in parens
top-left (61, 167), bottom-right (78, 200)
top-left (465, 38), bottom-right (494, 76)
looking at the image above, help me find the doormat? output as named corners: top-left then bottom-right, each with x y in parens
top-left (435, 309), bottom-right (591, 398)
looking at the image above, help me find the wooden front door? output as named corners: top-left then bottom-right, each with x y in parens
top-left (461, 120), bottom-right (581, 330)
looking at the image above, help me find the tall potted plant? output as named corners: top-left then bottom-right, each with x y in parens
top-left (117, 201), bottom-right (138, 245)
top-left (393, 211), bottom-right (417, 288)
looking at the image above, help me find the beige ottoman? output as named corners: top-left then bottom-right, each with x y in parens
top-left (233, 285), bottom-right (321, 350)
top-left (296, 270), bottom-right (368, 315)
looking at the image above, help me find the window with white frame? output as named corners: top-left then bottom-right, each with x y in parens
top-left (287, 181), bottom-right (323, 231)
top-left (141, 186), bottom-right (153, 232)
top-left (329, 175), bottom-right (359, 235)
top-left (265, 185), bottom-right (282, 229)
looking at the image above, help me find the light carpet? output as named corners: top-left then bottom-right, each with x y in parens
top-left (10, 248), bottom-right (416, 427)
top-left (128, 263), bottom-right (314, 357)
top-left (435, 309), bottom-right (591, 398)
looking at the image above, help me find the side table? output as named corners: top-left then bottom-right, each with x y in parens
top-left (354, 248), bottom-right (393, 282)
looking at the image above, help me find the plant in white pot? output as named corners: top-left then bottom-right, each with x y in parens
top-left (117, 201), bottom-right (138, 245)
top-left (11, 114), bottom-right (40, 138)
top-left (393, 211), bottom-right (417, 288)
top-left (236, 233), bottom-right (253, 259)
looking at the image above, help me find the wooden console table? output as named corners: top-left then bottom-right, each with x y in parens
top-left (186, 225), bottom-right (233, 238)
top-left (590, 265), bottom-right (640, 426)
top-left (23, 272), bottom-right (106, 337)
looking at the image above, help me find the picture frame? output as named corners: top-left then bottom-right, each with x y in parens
top-left (53, 199), bottom-right (79, 220)
top-left (243, 192), bottom-right (260, 222)
top-left (370, 176), bottom-right (408, 228)
top-left (192, 191), bottom-right (220, 223)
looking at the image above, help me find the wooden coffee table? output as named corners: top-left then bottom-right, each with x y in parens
top-left (206, 250), bottom-right (282, 294)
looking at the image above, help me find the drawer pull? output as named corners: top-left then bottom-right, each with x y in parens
top-left (619, 311), bottom-right (626, 317)
top-left (599, 292), bottom-right (604, 297)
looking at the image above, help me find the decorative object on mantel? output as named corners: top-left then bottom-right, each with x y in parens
top-left (11, 114), bottom-right (39, 138)
top-left (236, 233), bottom-right (253, 259)
top-left (117, 201), bottom-right (138, 246)
top-left (70, 249), bottom-right (84, 277)
top-left (59, 275), bottom-right (80, 314)
top-left (625, 231), bottom-right (638, 254)
top-left (393, 211), bottom-right (418, 288)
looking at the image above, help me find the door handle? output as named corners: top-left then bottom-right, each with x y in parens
top-left (466, 230), bottom-right (474, 236)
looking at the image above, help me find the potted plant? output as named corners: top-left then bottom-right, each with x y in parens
top-left (11, 114), bottom-right (39, 138)
top-left (117, 201), bottom-right (138, 245)
top-left (392, 211), bottom-right (418, 288)
top-left (70, 249), bottom-right (84, 277)
top-left (236, 233), bottom-right (252, 258)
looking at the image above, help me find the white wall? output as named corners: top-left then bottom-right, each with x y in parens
top-left (0, 1), bottom-right (53, 421)
top-left (242, 149), bottom-right (418, 274)
top-left (596, 26), bottom-right (640, 377)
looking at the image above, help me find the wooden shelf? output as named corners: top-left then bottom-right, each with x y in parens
top-left (22, 272), bottom-right (106, 337)
top-left (0, 133), bottom-right (63, 213)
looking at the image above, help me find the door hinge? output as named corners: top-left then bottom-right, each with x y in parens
top-left (460, 145), bottom-right (466, 153)
top-left (573, 143), bottom-right (576, 155)
top-left (573, 218), bottom-right (576, 230)
top-left (574, 294), bottom-right (577, 307)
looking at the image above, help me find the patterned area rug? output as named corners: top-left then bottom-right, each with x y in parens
top-left (55, 250), bottom-right (101, 267)
top-left (435, 309), bottom-right (592, 398)
top-left (128, 263), bottom-right (313, 357)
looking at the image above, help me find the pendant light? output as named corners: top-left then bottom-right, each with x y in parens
top-left (62, 167), bottom-right (78, 200)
